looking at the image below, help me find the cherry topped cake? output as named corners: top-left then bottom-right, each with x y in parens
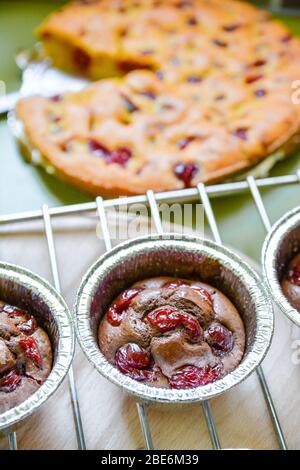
top-left (0, 301), bottom-right (52, 413)
top-left (98, 277), bottom-right (245, 389)
top-left (281, 253), bottom-right (300, 313)
top-left (15, 0), bottom-right (300, 196)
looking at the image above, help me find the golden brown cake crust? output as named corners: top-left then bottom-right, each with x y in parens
top-left (15, 0), bottom-right (300, 196)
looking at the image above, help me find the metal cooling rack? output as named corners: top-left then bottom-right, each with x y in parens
top-left (1, 171), bottom-right (300, 451)
top-left (0, 0), bottom-right (299, 452)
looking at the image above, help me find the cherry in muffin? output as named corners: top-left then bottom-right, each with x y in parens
top-left (0, 301), bottom-right (52, 413)
top-left (281, 253), bottom-right (300, 312)
top-left (98, 277), bottom-right (245, 389)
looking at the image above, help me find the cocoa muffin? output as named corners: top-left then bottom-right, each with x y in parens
top-left (98, 277), bottom-right (245, 389)
top-left (0, 301), bottom-right (52, 413)
top-left (281, 253), bottom-right (300, 313)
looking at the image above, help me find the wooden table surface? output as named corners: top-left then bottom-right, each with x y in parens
top-left (0, 213), bottom-right (299, 450)
top-left (0, 3), bottom-right (300, 450)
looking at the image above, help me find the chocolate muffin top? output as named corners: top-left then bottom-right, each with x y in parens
top-left (98, 276), bottom-right (245, 389)
top-left (0, 301), bottom-right (52, 414)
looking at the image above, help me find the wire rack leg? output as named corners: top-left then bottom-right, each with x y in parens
top-left (96, 197), bottom-right (112, 251)
top-left (96, 197), bottom-right (155, 450)
top-left (246, 177), bottom-right (287, 450)
top-left (7, 432), bottom-right (17, 450)
top-left (201, 401), bottom-right (221, 450)
top-left (136, 403), bottom-right (154, 450)
top-left (42, 205), bottom-right (86, 450)
top-left (198, 182), bottom-right (287, 450)
top-left (247, 176), bottom-right (272, 232)
top-left (256, 366), bottom-right (287, 450)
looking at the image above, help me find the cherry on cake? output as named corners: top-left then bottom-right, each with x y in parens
top-left (281, 253), bottom-right (300, 313)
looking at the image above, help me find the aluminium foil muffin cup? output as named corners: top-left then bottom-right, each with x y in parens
top-left (75, 233), bottom-right (274, 404)
top-left (262, 206), bottom-right (300, 328)
top-left (0, 262), bottom-right (74, 432)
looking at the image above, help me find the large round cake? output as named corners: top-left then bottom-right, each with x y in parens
top-left (15, 0), bottom-right (300, 196)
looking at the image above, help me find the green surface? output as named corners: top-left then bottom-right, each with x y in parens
top-left (1, 1), bottom-right (300, 263)
top-left (0, 1), bottom-right (91, 213)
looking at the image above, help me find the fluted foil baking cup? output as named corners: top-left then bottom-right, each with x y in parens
top-left (0, 262), bottom-right (74, 431)
top-left (262, 206), bottom-right (300, 328)
top-left (75, 234), bottom-right (273, 404)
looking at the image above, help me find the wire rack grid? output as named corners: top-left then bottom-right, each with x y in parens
top-left (1, 0), bottom-right (300, 450)
top-left (1, 171), bottom-right (300, 450)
